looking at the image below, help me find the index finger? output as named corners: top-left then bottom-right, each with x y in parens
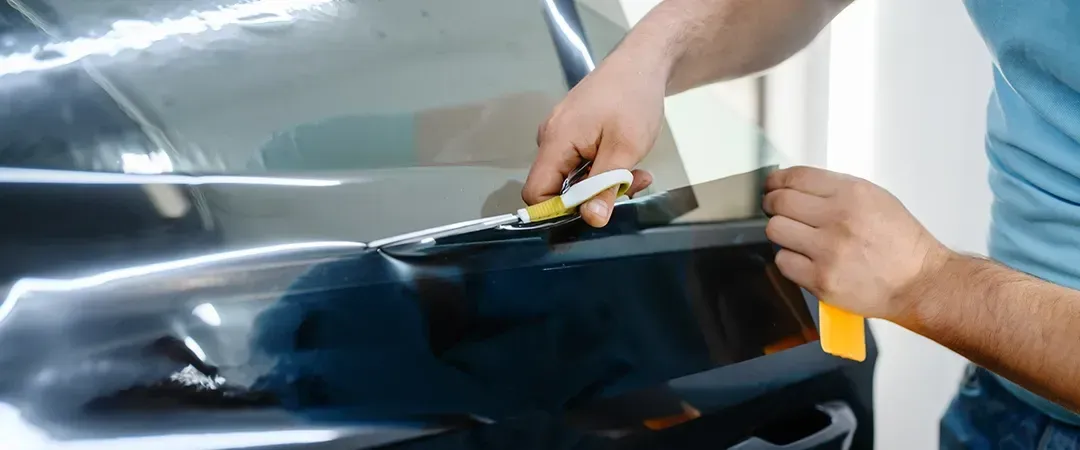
top-left (522, 136), bottom-right (583, 205)
top-left (765, 166), bottom-right (845, 197)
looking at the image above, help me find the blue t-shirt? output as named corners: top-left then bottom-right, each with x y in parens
top-left (965, 0), bottom-right (1080, 425)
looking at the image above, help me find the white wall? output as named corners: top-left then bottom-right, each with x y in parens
top-left (603, 0), bottom-right (824, 181)
top-left (766, 33), bottom-right (833, 168)
top-left (828, 1), bottom-right (994, 448)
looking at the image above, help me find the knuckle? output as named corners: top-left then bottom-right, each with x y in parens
top-left (521, 186), bottom-right (540, 204)
top-left (541, 107), bottom-right (581, 138)
top-left (787, 165), bottom-right (814, 182)
top-left (813, 259), bottom-right (843, 293)
top-left (540, 117), bottom-right (561, 141)
top-left (765, 170), bottom-right (781, 187)
top-left (774, 249), bottom-right (796, 270)
top-left (521, 180), bottom-right (552, 205)
top-left (773, 190), bottom-right (794, 213)
top-left (833, 205), bottom-right (855, 225)
top-left (814, 233), bottom-right (841, 260)
top-left (849, 178), bottom-right (876, 199)
top-left (778, 168), bottom-right (800, 188)
top-left (841, 212), bottom-right (864, 234)
top-left (815, 269), bottom-right (839, 294)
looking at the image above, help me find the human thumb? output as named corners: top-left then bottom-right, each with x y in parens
top-left (579, 141), bottom-right (647, 227)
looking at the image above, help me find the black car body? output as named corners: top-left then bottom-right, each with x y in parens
top-left (0, 0), bottom-right (877, 448)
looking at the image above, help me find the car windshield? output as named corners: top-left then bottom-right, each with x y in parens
top-left (0, 0), bottom-right (783, 245)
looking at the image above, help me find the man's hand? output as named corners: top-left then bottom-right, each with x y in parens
top-left (764, 167), bottom-right (1080, 411)
top-left (762, 166), bottom-right (952, 321)
top-left (522, 57), bottom-right (660, 227)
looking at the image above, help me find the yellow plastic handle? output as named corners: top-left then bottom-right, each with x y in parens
top-left (819, 301), bottom-right (866, 362)
top-left (517, 169), bottom-right (634, 223)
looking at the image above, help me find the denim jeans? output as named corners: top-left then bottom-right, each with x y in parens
top-left (941, 365), bottom-right (1080, 449)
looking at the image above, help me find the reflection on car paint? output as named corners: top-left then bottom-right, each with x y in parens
top-left (0, 168), bottom-right (819, 448)
top-left (1, 0), bottom-right (338, 77)
top-left (0, 167), bottom-right (346, 186)
top-left (0, 0), bottom-right (604, 176)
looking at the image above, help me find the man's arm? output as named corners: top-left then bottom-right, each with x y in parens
top-left (622, 0), bottom-right (853, 94)
top-left (762, 166), bottom-right (1080, 413)
top-left (903, 255), bottom-right (1080, 411)
top-left (524, 0), bottom-right (853, 227)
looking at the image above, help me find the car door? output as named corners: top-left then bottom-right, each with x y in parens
top-left (0, 0), bottom-right (876, 449)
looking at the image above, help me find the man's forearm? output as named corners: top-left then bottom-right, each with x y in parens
top-left (899, 254), bottom-right (1080, 411)
top-left (609, 0), bottom-right (852, 95)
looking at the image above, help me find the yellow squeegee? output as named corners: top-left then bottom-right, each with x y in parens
top-left (819, 301), bottom-right (866, 362)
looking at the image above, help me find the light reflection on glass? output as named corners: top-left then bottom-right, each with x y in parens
top-left (192, 303), bottom-right (222, 327)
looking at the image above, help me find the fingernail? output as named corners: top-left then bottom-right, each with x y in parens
top-left (586, 199), bottom-right (609, 218)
